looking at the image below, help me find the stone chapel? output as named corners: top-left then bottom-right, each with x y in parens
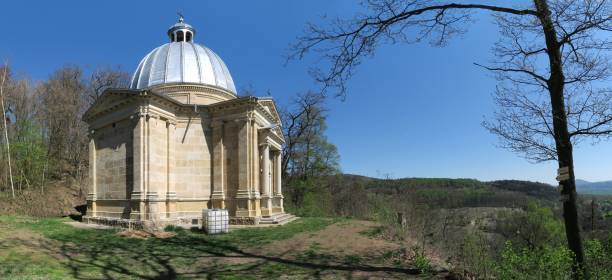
top-left (82, 17), bottom-right (289, 228)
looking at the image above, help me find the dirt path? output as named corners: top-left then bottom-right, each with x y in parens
top-left (252, 219), bottom-right (451, 279)
top-left (263, 220), bottom-right (399, 257)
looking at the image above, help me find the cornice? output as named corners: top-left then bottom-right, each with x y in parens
top-left (148, 83), bottom-right (237, 101)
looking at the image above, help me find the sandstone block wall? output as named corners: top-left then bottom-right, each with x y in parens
top-left (174, 116), bottom-right (212, 213)
top-left (92, 118), bottom-right (134, 218)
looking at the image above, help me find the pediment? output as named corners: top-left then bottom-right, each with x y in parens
top-left (256, 98), bottom-right (284, 143)
top-left (257, 98), bottom-right (282, 125)
top-left (82, 90), bottom-right (139, 122)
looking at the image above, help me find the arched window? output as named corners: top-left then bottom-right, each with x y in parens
top-left (177, 31), bottom-right (184, 42)
top-left (186, 31), bottom-right (192, 42)
top-left (171, 33), bottom-right (175, 42)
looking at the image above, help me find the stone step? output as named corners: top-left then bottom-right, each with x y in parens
top-left (263, 212), bottom-right (291, 218)
top-left (261, 214), bottom-right (293, 221)
top-left (260, 213), bottom-right (288, 220)
top-left (259, 213), bottom-right (297, 225)
top-left (261, 213), bottom-right (291, 221)
top-left (276, 216), bottom-right (298, 225)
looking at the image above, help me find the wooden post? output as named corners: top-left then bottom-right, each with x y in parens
top-left (396, 212), bottom-right (406, 229)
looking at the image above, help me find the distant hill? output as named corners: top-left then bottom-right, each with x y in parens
top-left (575, 179), bottom-right (592, 186)
top-left (336, 175), bottom-right (559, 209)
top-left (575, 179), bottom-right (612, 195)
top-left (488, 180), bottom-right (558, 200)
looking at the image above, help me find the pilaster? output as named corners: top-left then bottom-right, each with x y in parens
top-left (87, 134), bottom-right (97, 217)
top-left (130, 112), bottom-right (146, 220)
top-left (235, 116), bottom-right (259, 217)
top-left (210, 120), bottom-right (225, 209)
top-left (166, 120), bottom-right (177, 218)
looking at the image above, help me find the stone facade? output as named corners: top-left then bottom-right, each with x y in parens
top-left (82, 84), bottom-right (285, 229)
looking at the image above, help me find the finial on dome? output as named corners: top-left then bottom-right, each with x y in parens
top-left (168, 14), bottom-right (195, 43)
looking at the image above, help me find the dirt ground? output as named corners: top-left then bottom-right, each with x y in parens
top-left (263, 220), bottom-right (399, 257)
top-left (0, 179), bottom-right (86, 217)
top-left (253, 219), bottom-right (451, 279)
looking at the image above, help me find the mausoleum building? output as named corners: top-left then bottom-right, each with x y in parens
top-left (82, 17), bottom-right (287, 228)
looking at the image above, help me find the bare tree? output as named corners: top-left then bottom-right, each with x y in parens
top-left (291, 0), bottom-right (612, 274)
top-left (37, 66), bottom-right (89, 180)
top-left (87, 66), bottom-right (130, 104)
top-left (280, 91), bottom-right (340, 209)
top-left (0, 64), bottom-right (15, 198)
top-left (280, 91), bottom-right (339, 179)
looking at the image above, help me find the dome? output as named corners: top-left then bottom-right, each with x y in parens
top-left (130, 17), bottom-right (237, 94)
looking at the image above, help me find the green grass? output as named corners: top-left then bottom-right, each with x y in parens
top-left (0, 216), bottom-right (337, 279)
top-left (217, 217), bottom-right (337, 247)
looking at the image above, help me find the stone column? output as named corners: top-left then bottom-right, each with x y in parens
top-left (273, 150), bottom-right (284, 213)
top-left (87, 134), bottom-right (97, 217)
top-left (260, 143), bottom-right (272, 216)
top-left (211, 120), bottom-right (226, 209)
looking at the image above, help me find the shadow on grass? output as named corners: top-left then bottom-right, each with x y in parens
top-left (3, 218), bottom-right (425, 279)
top-left (67, 204), bottom-right (87, 222)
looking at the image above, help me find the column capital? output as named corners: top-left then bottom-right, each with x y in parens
top-left (232, 112), bottom-right (255, 123)
top-left (165, 119), bottom-right (177, 126)
top-left (131, 112), bottom-right (147, 120)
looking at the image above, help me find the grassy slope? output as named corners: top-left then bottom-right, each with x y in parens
top-left (0, 216), bottom-right (433, 280)
top-left (0, 216), bottom-right (337, 280)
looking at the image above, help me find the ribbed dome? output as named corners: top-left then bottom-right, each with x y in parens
top-left (130, 17), bottom-right (236, 93)
top-left (130, 42), bottom-right (237, 93)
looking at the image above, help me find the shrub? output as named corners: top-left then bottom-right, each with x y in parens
top-left (496, 241), bottom-right (574, 280)
top-left (413, 249), bottom-right (433, 274)
top-left (164, 224), bottom-right (184, 233)
top-left (497, 202), bottom-right (565, 250)
top-left (585, 238), bottom-right (612, 279)
top-left (460, 231), bottom-right (496, 278)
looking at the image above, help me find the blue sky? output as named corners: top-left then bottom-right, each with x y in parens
top-left (1, 1), bottom-right (611, 184)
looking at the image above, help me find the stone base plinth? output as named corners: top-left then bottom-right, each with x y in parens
top-left (229, 216), bottom-right (260, 225)
top-left (234, 198), bottom-right (262, 217)
top-left (82, 215), bottom-right (201, 231)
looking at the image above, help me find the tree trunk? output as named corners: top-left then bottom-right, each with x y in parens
top-left (591, 198), bottom-right (596, 232)
top-left (0, 65), bottom-right (15, 198)
top-left (533, 0), bottom-right (585, 276)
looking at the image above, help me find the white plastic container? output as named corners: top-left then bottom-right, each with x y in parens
top-left (202, 209), bottom-right (229, 234)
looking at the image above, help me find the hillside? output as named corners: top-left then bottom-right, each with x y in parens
top-left (576, 179), bottom-right (612, 195)
top-left (340, 175), bottom-right (559, 208)
top-left (0, 179), bottom-right (86, 218)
